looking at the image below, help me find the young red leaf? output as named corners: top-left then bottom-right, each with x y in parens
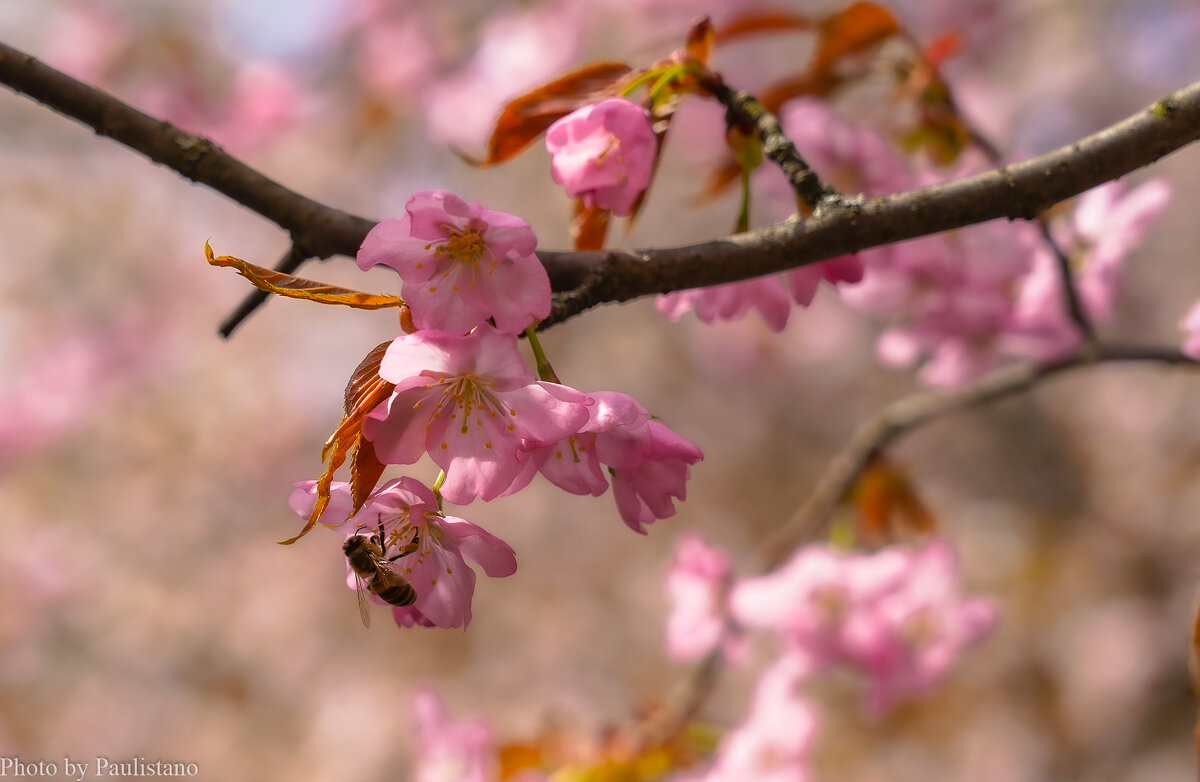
top-left (714, 9), bottom-right (815, 43)
top-left (812, 2), bottom-right (901, 73)
top-left (465, 62), bottom-right (636, 166)
top-left (684, 16), bottom-right (716, 65)
top-left (205, 242), bottom-right (404, 310)
top-left (851, 456), bottom-right (936, 543)
top-left (342, 340), bottom-right (392, 414)
top-left (349, 435), bottom-right (386, 518)
top-left (281, 342), bottom-right (396, 543)
top-left (572, 200), bottom-right (611, 250)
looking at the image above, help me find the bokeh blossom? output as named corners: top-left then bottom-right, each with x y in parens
top-left (680, 657), bottom-right (818, 782)
top-left (656, 97), bottom-right (900, 332)
top-left (657, 275), bottom-right (794, 333)
top-left (546, 97), bottom-right (656, 216)
top-left (1179, 299), bottom-right (1200, 360)
top-left (665, 534), bottom-right (735, 662)
top-left (363, 326), bottom-right (592, 505)
top-left (289, 478), bottom-right (517, 629)
top-left (732, 539), bottom-right (997, 715)
top-left (358, 190), bottom-right (551, 334)
top-left (1004, 179), bottom-right (1172, 360)
top-left (412, 689), bottom-right (497, 782)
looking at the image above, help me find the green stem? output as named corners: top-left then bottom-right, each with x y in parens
top-left (648, 64), bottom-right (691, 104)
top-left (620, 69), bottom-right (660, 98)
top-left (525, 325), bottom-right (559, 382)
top-left (431, 470), bottom-right (447, 512)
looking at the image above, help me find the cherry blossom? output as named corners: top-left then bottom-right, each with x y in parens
top-left (1004, 179), bottom-right (1172, 360)
top-left (844, 540), bottom-right (998, 715)
top-left (657, 276), bottom-right (794, 333)
top-left (289, 478), bottom-right (517, 630)
top-left (731, 540), bottom-right (997, 714)
top-left (363, 325), bottom-right (592, 505)
top-left (545, 97), bottom-right (656, 216)
top-left (605, 418), bottom-right (704, 533)
top-left (411, 689), bottom-right (497, 782)
top-left (358, 190), bottom-right (551, 334)
top-left (503, 390), bottom-right (701, 532)
top-left (682, 657), bottom-right (818, 782)
top-left (665, 534), bottom-right (735, 662)
top-left (1179, 299), bottom-right (1200, 360)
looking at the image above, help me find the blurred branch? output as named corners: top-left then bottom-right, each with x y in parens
top-left (950, 97), bottom-right (1099, 346)
top-left (3, 42), bottom-right (1200, 331)
top-left (218, 244), bottom-right (310, 337)
top-left (761, 344), bottom-right (1200, 567)
top-left (0, 42), bottom-right (373, 263)
top-left (1036, 216), bottom-right (1098, 344)
top-left (540, 80), bottom-right (1200, 325)
top-left (641, 345), bottom-right (1200, 743)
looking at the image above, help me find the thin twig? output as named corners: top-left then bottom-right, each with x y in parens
top-left (218, 244), bottom-right (311, 337)
top-left (640, 344), bottom-right (1197, 750)
top-left (704, 78), bottom-right (833, 208)
top-left (761, 344), bottom-right (1198, 568)
top-left (1036, 216), bottom-right (1098, 344)
top-left (951, 91), bottom-right (1100, 345)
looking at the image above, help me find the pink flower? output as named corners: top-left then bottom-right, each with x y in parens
top-left (665, 534), bottom-right (736, 662)
top-left (411, 689), bottom-right (496, 782)
top-left (504, 391), bottom-right (702, 532)
top-left (780, 97), bottom-right (913, 198)
top-left (656, 98), bottom-right (897, 332)
top-left (786, 256), bottom-right (865, 308)
top-left (657, 276), bottom-right (793, 333)
top-left (515, 390), bottom-right (650, 497)
top-left (732, 540), bottom-right (997, 714)
top-left (545, 97), bottom-right (655, 216)
top-left (605, 418), bottom-right (704, 533)
top-left (289, 478), bottom-right (517, 630)
top-left (732, 544), bottom-right (912, 676)
top-left (844, 541), bottom-right (998, 715)
top-left (1005, 179), bottom-right (1172, 361)
top-left (688, 657), bottom-right (818, 782)
top-left (358, 190), bottom-right (551, 334)
top-left (363, 326), bottom-right (592, 505)
top-left (1180, 300), bottom-right (1200, 359)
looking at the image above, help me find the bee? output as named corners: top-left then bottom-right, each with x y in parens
top-left (343, 524), bottom-right (420, 627)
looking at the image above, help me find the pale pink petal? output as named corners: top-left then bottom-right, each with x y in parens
top-left (442, 515), bottom-right (519, 578)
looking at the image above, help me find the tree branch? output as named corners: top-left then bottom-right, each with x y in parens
top-left (760, 344), bottom-right (1200, 567)
top-left (540, 82), bottom-right (1200, 325)
top-left (3, 41), bottom-right (1199, 332)
top-left (0, 42), bottom-right (373, 262)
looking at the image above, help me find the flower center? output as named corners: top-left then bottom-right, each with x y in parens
top-left (428, 222), bottom-right (489, 266)
top-left (593, 133), bottom-right (622, 167)
top-left (429, 374), bottom-right (512, 437)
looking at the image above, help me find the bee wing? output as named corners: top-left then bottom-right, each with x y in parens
top-left (352, 571), bottom-right (372, 628)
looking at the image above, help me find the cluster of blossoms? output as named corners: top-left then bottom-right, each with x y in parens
top-left (290, 186), bottom-right (698, 629)
top-left (658, 97), bottom-right (1173, 388)
top-left (400, 535), bottom-right (994, 780)
top-left (664, 535), bottom-right (997, 781)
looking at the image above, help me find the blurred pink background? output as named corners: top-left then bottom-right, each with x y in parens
top-left (2, 0), bottom-right (1200, 779)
